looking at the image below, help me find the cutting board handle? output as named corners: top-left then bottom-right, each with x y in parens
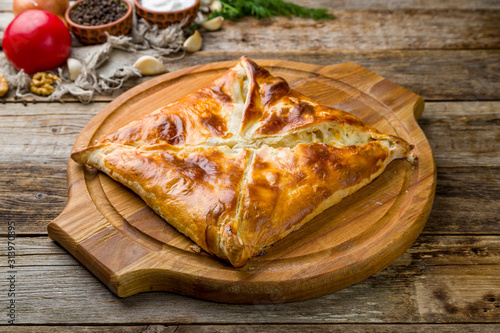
top-left (412, 96), bottom-right (426, 120)
top-left (47, 59), bottom-right (435, 303)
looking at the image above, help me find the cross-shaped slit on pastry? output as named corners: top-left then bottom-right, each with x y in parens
top-left (72, 57), bottom-right (414, 267)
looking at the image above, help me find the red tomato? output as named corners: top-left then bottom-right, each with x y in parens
top-left (2, 10), bottom-right (71, 74)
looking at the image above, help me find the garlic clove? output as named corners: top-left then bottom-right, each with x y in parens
top-left (183, 30), bottom-right (202, 52)
top-left (133, 56), bottom-right (168, 76)
top-left (201, 16), bottom-right (224, 31)
top-left (0, 73), bottom-right (9, 97)
top-left (210, 0), bottom-right (222, 12)
top-left (67, 58), bottom-right (83, 81)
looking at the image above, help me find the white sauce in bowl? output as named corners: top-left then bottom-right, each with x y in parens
top-left (140, 0), bottom-right (197, 12)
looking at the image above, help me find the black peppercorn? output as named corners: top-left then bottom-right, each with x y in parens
top-left (70, 0), bottom-right (128, 26)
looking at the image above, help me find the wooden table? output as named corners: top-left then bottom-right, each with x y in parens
top-left (1, 0), bottom-right (499, 331)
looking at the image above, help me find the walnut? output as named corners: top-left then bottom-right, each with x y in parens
top-left (30, 72), bottom-right (61, 96)
top-left (0, 73), bottom-right (8, 97)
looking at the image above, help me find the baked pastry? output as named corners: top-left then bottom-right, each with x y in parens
top-left (72, 56), bottom-right (414, 267)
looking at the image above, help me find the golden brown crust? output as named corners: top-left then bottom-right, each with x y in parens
top-left (230, 142), bottom-right (391, 265)
top-left (99, 61), bottom-right (249, 148)
top-left (73, 143), bottom-right (249, 261)
top-left (71, 56), bottom-right (414, 267)
top-left (237, 57), bottom-right (375, 139)
top-left (101, 87), bottom-right (231, 146)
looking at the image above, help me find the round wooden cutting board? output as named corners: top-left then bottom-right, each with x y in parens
top-left (48, 59), bottom-right (436, 303)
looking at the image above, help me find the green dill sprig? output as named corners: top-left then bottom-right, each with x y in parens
top-left (210, 0), bottom-right (335, 21)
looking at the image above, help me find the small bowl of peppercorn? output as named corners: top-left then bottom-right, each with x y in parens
top-left (65, 0), bottom-right (133, 45)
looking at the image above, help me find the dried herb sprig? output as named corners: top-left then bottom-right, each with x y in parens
top-left (210, 0), bottom-right (335, 21)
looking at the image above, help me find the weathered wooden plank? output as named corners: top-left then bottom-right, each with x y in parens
top-left (0, 327), bottom-right (148, 333)
top-left (175, 324), bottom-right (500, 333)
top-left (4, 235), bottom-right (499, 266)
top-left (0, 265), bottom-right (419, 324)
top-left (418, 101), bottom-right (500, 167)
top-left (1, 164), bottom-right (499, 235)
top-left (0, 164), bottom-right (68, 233)
top-left (1, 101), bottom-right (498, 235)
top-left (201, 9), bottom-right (500, 51)
top-left (415, 266), bottom-right (500, 322)
top-left (0, 0), bottom-right (496, 328)
top-left (0, 102), bottom-right (101, 165)
top-left (2, 324), bottom-right (500, 333)
top-left (1, 101), bottom-right (498, 166)
top-left (2, 10), bottom-right (500, 51)
top-left (1, 50), bottom-right (498, 102)
top-left (0, 0), bottom-right (500, 12)
top-left (294, 0), bottom-right (500, 10)
top-left (1, 0), bottom-right (500, 12)
top-left (0, 0), bottom-right (11, 12)
top-left (0, 325), bottom-right (496, 333)
top-left (0, 235), bottom-right (498, 324)
top-left (424, 167), bottom-right (500, 235)
top-left (1, 0), bottom-right (500, 13)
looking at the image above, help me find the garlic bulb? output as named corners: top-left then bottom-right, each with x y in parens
top-left (133, 56), bottom-right (168, 75)
top-left (183, 30), bottom-right (202, 52)
top-left (67, 58), bottom-right (83, 81)
top-left (201, 16), bottom-right (224, 31)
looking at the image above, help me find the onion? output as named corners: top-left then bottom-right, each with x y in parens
top-left (13, 0), bottom-right (69, 17)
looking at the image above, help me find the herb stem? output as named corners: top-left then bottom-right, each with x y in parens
top-left (210, 0), bottom-right (335, 21)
